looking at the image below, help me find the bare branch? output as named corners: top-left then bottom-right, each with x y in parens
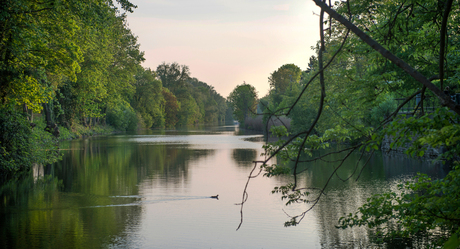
top-left (354, 150), bottom-right (375, 181)
top-left (236, 161), bottom-right (263, 231)
top-left (294, 146), bottom-right (358, 163)
top-left (289, 147), bottom-right (363, 225)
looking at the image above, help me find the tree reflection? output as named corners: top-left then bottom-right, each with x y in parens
top-left (232, 149), bottom-right (257, 168)
top-left (0, 134), bottom-right (216, 249)
top-left (276, 147), bottom-right (446, 248)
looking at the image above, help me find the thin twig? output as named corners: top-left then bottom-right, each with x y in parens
top-left (236, 161), bottom-right (263, 231)
top-left (439, 0), bottom-right (453, 90)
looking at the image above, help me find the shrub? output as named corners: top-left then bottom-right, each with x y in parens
top-left (0, 106), bottom-right (32, 178)
top-left (106, 101), bottom-right (138, 131)
top-left (369, 94), bottom-right (397, 127)
top-left (29, 118), bottom-right (61, 166)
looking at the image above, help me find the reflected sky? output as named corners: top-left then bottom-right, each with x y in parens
top-left (0, 125), bottom-right (446, 248)
top-left (128, 134), bottom-right (264, 150)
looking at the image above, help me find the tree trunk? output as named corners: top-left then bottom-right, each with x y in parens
top-left (42, 103), bottom-right (60, 138)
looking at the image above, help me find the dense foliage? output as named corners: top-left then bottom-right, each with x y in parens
top-left (237, 0), bottom-right (460, 247)
top-left (0, 107), bottom-right (33, 176)
top-left (156, 62), bottom-right (228, 127)
top-left (0, 105), bottom-right (62, 181)
top-left (227, 83), bottom-right (258, 125)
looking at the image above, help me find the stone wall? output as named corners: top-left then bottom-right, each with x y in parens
top-left (381, 135), bottom-right (443, 160)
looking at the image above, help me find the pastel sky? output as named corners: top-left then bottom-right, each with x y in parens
top-left (126, 0), bottom-right (321, 98)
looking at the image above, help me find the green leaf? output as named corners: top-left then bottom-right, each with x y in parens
top-left (444, 232), bottom-right (460, 249)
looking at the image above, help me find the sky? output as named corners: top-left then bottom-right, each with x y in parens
top-left (125, 0), bottom-right (321, 98)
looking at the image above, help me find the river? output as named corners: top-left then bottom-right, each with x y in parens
top-left (0, 125), bottom-right (448, 248)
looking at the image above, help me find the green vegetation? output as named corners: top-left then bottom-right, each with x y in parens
top-left (237, 0), bottom-right (460, 247)
top-left (155, 62), bottom-right (228, 127)
top-left (228, 82), bottom-right (258, 126)
top-left (0, 1), bottom-right (228, 180)
top-left (0, 105), bottom-right (62, 181)
top-left (3, 0), bottom-right (460, 246)
top-left (268, 64), bottom-right (302, 106)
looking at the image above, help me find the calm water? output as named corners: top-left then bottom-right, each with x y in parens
top-left (0, 125), bottom-right (448, 248)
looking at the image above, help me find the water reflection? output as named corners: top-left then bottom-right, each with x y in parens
top-left (0, 131), bottom-right (221, 248)
top-left (279, 146), bottom-right (449, 248)
top-left (382, 153), bottom-right (448, 179)
top-left (0, 126), bottom-right (448, 248)
top-left (232, 149), bottom-right (257, 168)
top-left (0, 126), bottom-right (268, 248)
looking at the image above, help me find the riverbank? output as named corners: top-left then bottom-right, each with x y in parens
top-left (242, 115), bottom-right (291, 133)
top-left (381, 135), bottom-right (443, 159)
top-left (58, 122), bottom-right (116, 140)
top-left (0, 113), bottom-right (120, 183)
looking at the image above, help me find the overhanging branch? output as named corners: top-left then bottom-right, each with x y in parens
top-left (312, 0), bottom-right (460, 116)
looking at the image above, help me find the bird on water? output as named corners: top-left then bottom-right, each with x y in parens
top-left (210, 195), bottom-right (219, 199)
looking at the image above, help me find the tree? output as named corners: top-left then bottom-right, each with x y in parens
top-left (30, 0), bottom-right (145, 130)
top-left (65, 1), bottom-right (144, 127)
top-left (268, 64), bottom-right (302, 105)
top-left (155, 64), bottom-right (228, 127)
top-left (187, 77), bottom-right (227, 124)
top-left (162, 88), bottom-right (180, 128)
top-left (0, 0), bottom-right (83, 112)
top-left (131, 68), bottom-right (165, 128)
top-left (176, 90), bottom-right (201, 126)
top-left (0, 0), bottom-right (140, 115)
top-left (237, 1), bottom-right (460, 247)
top-left (227, 82), bottom-right (258, 125)
top-left (156, 62), bottom-right (191, 94)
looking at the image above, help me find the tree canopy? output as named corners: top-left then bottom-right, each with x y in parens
top-left (155, 62), bottom-right (228, 127)
top-left (268, 64), bottom-right (302, 105)
top-left (227, 83), bottom-right (258, 125)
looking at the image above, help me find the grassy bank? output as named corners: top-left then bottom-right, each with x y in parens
top-left (58, 122), bottom-right (116, 140)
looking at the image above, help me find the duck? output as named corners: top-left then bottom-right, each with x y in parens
top-left (210, 195), bottom-right (219, 199)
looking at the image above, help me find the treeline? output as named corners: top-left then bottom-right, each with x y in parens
top-left (1, 0), bottom-right (227, 130)
top-left (0, 0), bottom-right (228, 179)
top-left (138, 62), bottom-right (228, 129)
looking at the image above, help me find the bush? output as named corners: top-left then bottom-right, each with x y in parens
top-left (29, 118), bottom-right (61, 166)
top-left (106, 101), bottom-right (138, 131)
top-left (369, 94), bottom-right (397, 127)
top-left (66, 122), bottom-right (115, 138)
top-left (58, 126), bottom-right (74, 140)
top-left (338, 166), bottom-right (460, 248)
top-left (243, 115), bottom-right (264, 131)
top-left (0, 106), bottom-right (32, 178)
top-left (0, 105), bottom-right (65, 181)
